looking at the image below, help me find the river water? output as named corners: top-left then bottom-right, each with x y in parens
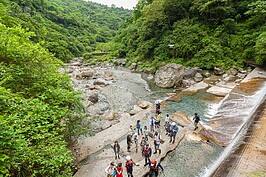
top-left (143, 78), bottom-right (225, 177)
top-left (75, 65), bottom-right (266, 177)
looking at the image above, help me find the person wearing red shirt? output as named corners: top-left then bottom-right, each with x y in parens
top-left (116, 163), bottom-right (123, 177)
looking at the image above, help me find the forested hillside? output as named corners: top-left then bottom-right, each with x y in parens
top-left (114, 0), bottom-right (266, 71)
top-left (0, 0), bottom-right (131, 61)
top-left (0, 0), bottom-right (131, 176)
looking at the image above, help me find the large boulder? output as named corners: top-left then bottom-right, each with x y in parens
top-left (184, 67), bottom-right (203, 79)
top-left (154, 64), bottom-right (184, 88)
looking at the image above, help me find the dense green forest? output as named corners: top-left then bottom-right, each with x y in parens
top-left (0, 0), bottom-right (130, 176)
top-left (1, 0), bottom-right (265, 176)
top-left (114, 0), bottom-right (266, 71)
top-left (0, 0), bottom-right (131, 61)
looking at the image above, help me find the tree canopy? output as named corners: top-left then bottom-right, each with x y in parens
top-left (114, 0), bottom-right (266, 70)
top-left (1, 0), bottom-right (131, 61)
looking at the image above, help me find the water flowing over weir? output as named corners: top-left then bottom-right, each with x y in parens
top-left (199, 68), bottom-right (266, 177)
top-left (202, 78), bottom-right (266, 146)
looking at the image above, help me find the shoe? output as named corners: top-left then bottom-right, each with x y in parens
top-left (169, 140), bottom-right (172, 143)
top-left (153, 152), bottom-right (157, 154)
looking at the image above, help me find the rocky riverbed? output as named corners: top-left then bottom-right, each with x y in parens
top-left (64, 59), bottom-right (266, 177)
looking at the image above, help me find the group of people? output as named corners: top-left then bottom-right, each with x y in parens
top-left (106, 100), bottom-right (201, 177)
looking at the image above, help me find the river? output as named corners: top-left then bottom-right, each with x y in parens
top-left (72, 64), bottom-right (266, 177)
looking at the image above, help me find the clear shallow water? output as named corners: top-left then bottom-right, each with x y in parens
top-left (162, 141), bottom-right (223, 177)
top-left (159, 93), bottom-right (224, 177)
top-left (141, 74), bottom-right (224, 177)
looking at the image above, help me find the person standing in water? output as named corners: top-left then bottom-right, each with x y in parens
top-left (193, 113), bottom-right (201, 130)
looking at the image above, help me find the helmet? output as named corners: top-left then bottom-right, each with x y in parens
top-left (126, 156), bottom-right (131, 161)
top-left (151, 160), bottom-right (156, 166)
top-left (172, 122), bottom-right (176, 126)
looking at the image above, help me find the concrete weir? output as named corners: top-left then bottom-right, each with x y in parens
top-left (201, 68), bottom-right (266, 146)
top-left (199, 68), bottom-right (266, 177)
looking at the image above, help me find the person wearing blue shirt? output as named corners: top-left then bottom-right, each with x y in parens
top-left (169, 122), bottom-right (178, 144)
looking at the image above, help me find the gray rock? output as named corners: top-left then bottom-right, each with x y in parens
top-left (226, 68), bottom-right (238, 76)
top-left (116, 58), bottom-right (127, 66)
top-left (154, 63), bottom-right (184, 88)
top-left (203, 71), bottom-right (211, 78)
top-left (235, 79), bottom-right (242, 83)
top-left (223, 75), bottom-right (237, 82)
top-left (237, 73), bottom-right (246, 79)
top-left (206, 86), bottom-right (232, 96)
top-left (129, 105), bottom-right (143, 115)
top-left (88, 93), bottom-right (99, 103)
top-left (88, 102), bottom-right (110, 115)
top-left (147, 74), bottom-right (154, 80)
top-left (182, 79), bottom-right (196, 87)
top-left (101, 121), bottom-right (112, 130)
top-left (130, 63), bottom-right (137, 70)
top-left (183, 81), bottom-right (209, 92)
top-left (104, 112), bottom-right (119, 121)
top-left (93, 78), bottom-right (109, 86)
top-left (138, 100), bottom-right (151, 109)
top-left (214, 67), bottom-right (225, 75)
top-left (194, 73), bottom-right (203, 82)
top-left (81, 69), bottom-right (95, 79)
top-left (103, 70), bottom-right (114, 78)
top-left (239, 70), bottom-right (248, 74)
top-left (184, 67), bottom-right (203, 79)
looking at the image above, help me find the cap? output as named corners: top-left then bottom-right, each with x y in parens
top-left (172, 122), bottom-right (176, 126)
top-left (126, 156), bottom-right (131, 161)
top-left (151, 160), bottom-right (156, 166)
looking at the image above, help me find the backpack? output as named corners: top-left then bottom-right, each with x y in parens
top-left (126, 160), bottom-right (133, 169)
top-left (143, 147), bottom-right (151, 156)
top-left (150, 161), bottom-right (159, 171)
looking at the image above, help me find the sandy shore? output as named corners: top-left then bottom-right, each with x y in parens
top-left (212, 101), bottom-right (266, 177)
